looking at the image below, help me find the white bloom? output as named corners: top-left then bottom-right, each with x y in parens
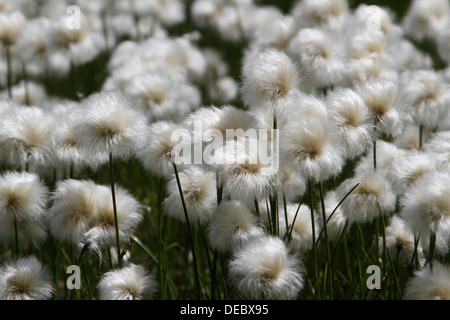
top-left (208, 200), bottom-right (264, 253)
top-left (337, 170), bottom-right (396, 224)
top-left (48, 179), bottom-right (104, 243)
top-left (381, 215), bottom-right (423, 265)
top-left (280, 115), bottom-right (345, 183)
top-left (74, 91), bottom-right (149, 160)
top-left (326, 87), bottom-right (373, 159)
top-left (400, 171), bottom-right (450, 254)
top-left (0, 171), bottom-right (48, 249)
top-left (0, 256), bottom-right (54, 300)
top-left (0, 10), bottom-right (25, 46)
top-left (423, 131), bottom-right (450, 169)
top-left (402, 0), bottom-right (449, 41)
top-left (228, 235), bottom-right (304, 299)
top-left (404, 262), bottom-right (450, 300)
top-left (286, 28), bottom-right (347, 91)
top-left (163, 166), bottom-right (216, 225)
top-left (291, 0), bottom-right (348, 31)
top-left (241, 47), bottom-right (300, 109)
top-left (98, 264), bottom-right (157, 300)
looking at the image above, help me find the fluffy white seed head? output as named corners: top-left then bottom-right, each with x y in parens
top-left (404, 262), bottom-right (450, 300)
top-left (423, 131), bottom-right (450, 169)
top-left (337, 170), bottom-right (396, 224)
top-left (0, 171), bottom-right (48, 249)
top-left (48, 179), bottom-right (104, 243)
top-left (97, 264), bottom-right (157, 300)
top-left (327, 87), bottom-right (373, 159)
top-left (0, 256), bottom-right (54, 300)
top-left (208, 200), bottom-right (264, 253)
top-left (382, 215), bottom-right (423, 265)
top-left (280, 115), bottom-right (345, 183)
top-left (0, 10), bottom-right (25, 46)
top-left (74, 91), bottom-right (149, 160)
top-left (163, 166), bottom-right (216, 225)
top-left (228, 235), bottom-right (304, 299)
top-left (241, 47), bottom-right (300, 109)
top-left (400, 171), bottom-right (450, 249)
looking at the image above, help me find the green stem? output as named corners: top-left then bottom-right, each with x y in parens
top-left (6, 44), bottom-right (12, 99)
top-left (172, 161), bottom-right (202, 299)
top-left (319, 180), bottom-right (333, 299)
top-left (109, 151), bottom-right (122, 268)
top-left (309, 180), bottom-right (318, 296)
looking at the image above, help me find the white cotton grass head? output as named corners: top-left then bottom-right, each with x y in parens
top-left (0, 10), bottom-right (25, 46)
top-left (241, 47), bottom-right (300, 109)
top-left (94, 184), bottom-right (143, 246)
top-left (241, 5), bottom-right (283, 41)
top-left (389, 150), bottom-right (437, 195)
top-left (337, 170), bottom-right (396, 224)
top-left (74, 91), bottom-right (149, 160)
top-left (145, 0), bottom-right (185, 26)
top-left (0, 171), bottom-right (48, 249)
top-left (276, 165), bottom-right (307, 202)
top-left (403, 262), bottom-right (450, 300)
top-left (280, 115), bottom-right (345, 183)
top-left (423, 131), bottom-right (450, 169)
top-left (136, 121), bottom-right (186, 179)
top-left (0, 256), bottom-right (54, 300)
top-left (394, 122), bottom-right (422, 150)
top-left (47, 179), bottom-right (103, 244)
top-left (0, 105), bottom-right (53, 171)
top-left (381, 215), bottom-right (423, 265)
top-left (399, 70), bottom-right (450, 129)
top-left (400, 170), bottom-right (450, 252)
top-left (228, 235), bottom-right (304, 300)
top-left (291, 0), bottom-right (349, 31)
top-left (214, 136), bottom-right (277, 205)
top-left (251, 15), bottom-right (298, 51)
top-left (207, 76), bottom-right (239, 103)
top-left (278, 203), bottom-right (318, 252)
top-left (163, 166), bottom-right (216, 225)
top-left (51, 103), bottom-right (108, 172)
top-left (357, 77), bottom-right (403, 137)
top-left (286, 28), bottom-right (347, 92)
top-left (208, 200), bottom-right (264, 253)
top-left (402, 0), bottom-right (449, 42)
top-left (97, 264), bottom-right (157, 300)
top-left (347, 29), bottom-right (386, 61)
top-left (326, 87), bottom-right (373, 159)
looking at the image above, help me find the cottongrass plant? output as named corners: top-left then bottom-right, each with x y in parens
top-left (0, 0), bottom-right (450, 302)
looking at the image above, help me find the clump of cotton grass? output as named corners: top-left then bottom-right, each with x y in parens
top-left (398, 70), bottom-right (450, 134)
top-left (286, 27), bottom-right (347, 93)
top-left (277, 203), bottom-right (318, 252)
top-left (400, 170), bottom-right (450, 257)
top-left (291, 0), bottom-right (349, 31)
top-left (97, 264), bottom-right (157, 300)
top-left (326, 87), bottom-right (373, 159)
top-left (357, 78), bottom-right (403, 138)
top-left (74, 90), bottom-right (148, 160)
top-left (280, 115), bottom-right (345, 184)
top-left (422, 131), bottom-right (450, 169)
top-left (381, 215), bottom-right (423, 265)
top-left (163, 166), bottom-right (216, 226)
top-left (403, 262), bottom-right (450, 300)
top-left (50, 103), bottom-right (108, 176)
top-left (228, 235), bottom-right (303, 300)
top-left (276, 165), bottom-right (307, 203)
top-left (337, 170), bottom-right (396, 224)
top-left (137, 121), bottom-right (187, 179)
top-left (389, 150), bottom-right (437, 195)
top-left (0, 256), bottom-right (54, 300)
top-left (214, 136), bottom-right (277, 206)
top-left (0, 171), bottom-right (48, 251)
top-left (47, 179), bottom-right (103, 244)
top-left (241, 47), bottom-right (301, 111)
top-left (402, 0), bottom-right (449, 42)
top-left (208, 200), bottom-right (264, 253)
top-left (0, 105), bottom-right (53, 171)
